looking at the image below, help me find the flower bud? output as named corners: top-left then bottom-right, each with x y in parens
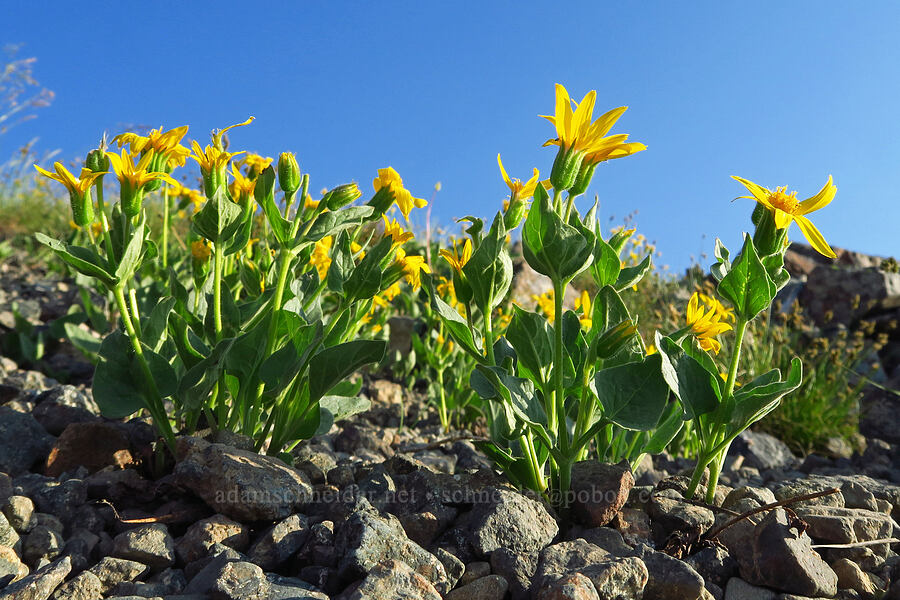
top-left (549, 145), bottom-right (583, 192)
top-left (278, 152), bottom-right (301, 194)
top-left (751, 206), bottom-right (787, 257)
top-left (70, 189), bottom-right (95, 227)
top-left (323, 183), bottom-right (362, 211)
top-left (503, 196), bottom-right (528, 230)
top-left (568, 161), bottom-right (598, 197)
top-left (84, 149), bottom-right (109, 173)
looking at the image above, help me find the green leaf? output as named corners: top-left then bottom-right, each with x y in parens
top-left (424, 274), bottom-right (482, 360)
top-left (224, 314), bottom-right (271, 381)
top-left (169, 313), bottom-right (207, 370)
top-left (729, 357), bottom-right (802, 432)
top-left (656, 333), bottom-right (720, 420)
top-left (303, 206), bottom-right (374, 243)
top-left (343, 237), bottom-right (392, 301)
top-left (505, 306), bottom-right (552, 387)
top-left (718, 234), bottom-right (776, 320)
top-left (259, 321), bottom-right (323, 395)
top-left (462, 213), bottom-right (513, 312)
top-left (143, 297), bottom-right (176, 352)
top-left (308, 339), bottom-right (386, 404)
top-left (522, 188), bottom-right (594, 283)
top-left (62, 321), bottom-right (102, 358)
top-left (178, 338), bottom-right (235, 410)
top-left (192, 188), bottom-right (244, 244)
top-left (641, 402), bottom-right (686, 455)
top-left (615, 254), bottom-right (652, 292)
top-left (590, 235), bottom-right (621, 288)
top-left (711, 238), bottom-right (731, 281)
top-left (327, 231), bottom-right (354, 295)
top-left (255, 167), bottom-right (290, 246)
top-left (35, 233), bottom-right (116, 286)
top-left (93, 332), bottom-right (174, 418)
top-left (316, 395), bottom-right (372, 435)
top-left (115, 220), bottom-right (145, 282)
top-left (591, 285), bottom-right (631, 335)
top-left (593, 354), bottom-right (668, 430)
top-left (473, 365), bottom-right (548, 429)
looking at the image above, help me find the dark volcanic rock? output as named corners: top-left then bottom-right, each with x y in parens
top-left (465, 488), bottom-right (558, 555)
top-left (0, 406), bottom-right (54, 476)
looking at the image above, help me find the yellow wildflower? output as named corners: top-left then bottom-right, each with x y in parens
top-left (398, 254), bottom-right (430, 290)
top-left (382, 282), bottom-right (402, 302)
top-left (540, 84), bottom-right (646, 161)
top-left (191, 240), bottom-right (211, 262)
top-left (686, 292), bottom-right (733, 354)
top-left (532, 290), bottom-right (555, 323)
top-left (574, 290), bottom-right (592, 329)
top-left (497, 154), bottom-right (539, 201)
top-left (230, 163), bottom-right (257, 199)
top-left (33, 162), bottom-right (105, 222)
top-left (310, 236), bottom-right (333, 280)
top-left (373, 167), bottom-right (426, 219)
top-left (732, 175), bottom-right (837, 258)
top-left (439, 238), bottom-right (472, 274)
top-left (237, 153), bottom-right (273, 175)
top-left (646, 344), bottom-right (657, 356)
top-left (304, 194), bottom-right (320, 211)
top-left (382, 214), bottom-right (414, 245)
top-left (189, 141), bottom-right (245, 179)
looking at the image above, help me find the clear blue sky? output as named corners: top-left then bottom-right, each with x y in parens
top-left (4, 2), bottom-right (898, 272)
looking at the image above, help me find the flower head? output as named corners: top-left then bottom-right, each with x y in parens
top-left (397, 253), bottom-right (430, 290)
top-left (540, 84), bottom-right (646, 160)
top-left (686, 292), bottom-right (734, 354)
top-left (439, 238), bottom-right (472, 274)
top-left (237, 153), bottom-right (273, 177)
top-left (497, 154), bottom-right (539, 201)
top-left (732, 175), bottom-right (837, 258)
top-left (230, 163), bottom-right (257, 200)
top-left (310, 236), bottom-right (333, 280)
top-left (34, 162), bottom-right (106, 226)
top-left (372, 167), bottom-right (426, 219)
top-left (532, 289), bottom-right (555, 323)
top-left (191, 240), bottom-right (211, 262)
top-left (114, 126), bottom-right (190, 168)
top-left (106, 149), bottom-right (177, 216)
top-left (574, 290), bottom-right (592, 329)
top-left (382, 214), bottom-right (414, 245)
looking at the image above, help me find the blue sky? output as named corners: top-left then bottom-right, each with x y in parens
top-left (4, 2), bottom-right (898, 272)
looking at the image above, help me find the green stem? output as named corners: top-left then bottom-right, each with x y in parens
top-left (551, 280), bottom-right (566, 444)
top-left (723, 318), bottom-right (748, 403)
top-left (213, 242), bottom-right (224, 340)
top-left (94, 178), bottom-right (115, 260)
top-left (482, 302), bottom-right (495, 364)
top-left (436, 367), bottom-right (449, 432)
top-left (113, 285), bottom-right (176, 452)
top-left (128, 288), bottom-right (142, 337)
top-left (161, 186), bottom-right (169, 269)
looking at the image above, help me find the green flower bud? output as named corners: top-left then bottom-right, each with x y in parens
top-left (70, 189), bottom-right (95, 227)
top-left (569, 161), bottom-right (598, 197)
top-left (121, 183), bottom-right (145, 218)
top-left (503, 196), bottom-right (528, 230)
top-left (278, 152), bottom-right (301, 194)
top-left (549, 145), bottom-right (583, 192)
top-left (323, 183), bottom-right (362, 211)
top-left (84, 149), bottom-right (109, 173)
top-left (751, 205), bottom-right (787, 257)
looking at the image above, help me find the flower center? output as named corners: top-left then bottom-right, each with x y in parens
top-left (768, 186), bottom-right (799, 214)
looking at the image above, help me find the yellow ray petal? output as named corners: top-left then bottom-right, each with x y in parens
top-left (793, 214), bottom-right (836, 259)
top-left (798, 175), bottom-right (836, 215)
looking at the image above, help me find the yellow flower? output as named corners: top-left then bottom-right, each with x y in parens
top-left (646, 344), bottom-right (657, 356)
top-left (574, 290), bottom-right (592, 329)
top-left (237, 153), bottom-right (273, 175)
top-left (686, 292), bottom-right (734, 354)
top-left (439, 238), bottom-right (472, 274)
top-left (382, 214), bottom-right (414, 245)
top-left (107, 149), bottom-right (173, 189)
top-left (732, 175), bottom-right (837, 259)
top-left (540, 84), bottom-right (646, 161)
top-left (230, 163), bottom-right (257, 199)
top-left (373, 167), bottom-right (426, 219)
top-left (168, 182), bottom-right (206, 210)
top-left (398, 254), bottom-right (430, 290)
top-left (34, 162), bottom-right (105, 199)
top-left (532, 289), bottom-right (555, 323)
top-left (497, 154), bottom-right (539, 200)
top-left (190, 141), bottom-right (245, 179)
top-left (191, 240), bottom-right (211, 262)
top-left (311, 236), bottom-right (333, 280)
top-left (114, 126), bottom-right (191, 167)
top-left (304, 195), bottom-right (320, 211)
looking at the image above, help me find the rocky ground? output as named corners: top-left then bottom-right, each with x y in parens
top-left (0, 245), bottom-right (898, 600)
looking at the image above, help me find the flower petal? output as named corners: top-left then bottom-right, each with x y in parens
top-left (731, 176), bottom-right (772, 205)
top-left (798, 175), bottom-right (836, 215)
top-left (793, 214), bottom-right (836, 258)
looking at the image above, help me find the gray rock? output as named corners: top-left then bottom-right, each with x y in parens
top-left (722, 486), bottom-right (776, 511)
top-left (467, 488), bottom-right (558, 555)
top-left (649, 489), bottom-right (716, 535)
top-left (570, 461), bottom-right (635, 528)
top-left (335, 502), bottom-right (449, 594)
top-left (581, 557), bottom-right (648, 600)
top-left (86, 557), bottom-right (150, 594)
top-left (794, 506), bottom-right (894, 544)
top-left (733, 431), bottom-right (797, 471)
top-left (800, 264), bottom-right (900, 326)
top-left (207, 560), bottom-right (270, 600)
top-left (433, 547), bottom-right (465, 589)
top-left (22, 524), bottom-right (64, 566)
top-left (3, 495), bottom-right (34, 533)
top-left (32, 385), bottom-right (100, 436)
top-left (175, 514), bottom-right (249, 565)
top-left (535, 572), bottom-right (600, 600)
top-left (636, 545), bottom-right (706, 600)
top-left (738, 508), bottom-right (837, 597)
top-left (575, 527), bottom-right (633, 556)
top-left (457, 561), bottom-right (490, 586)
top-left (265, 573), bottom-right (329, 600)
top-left (0, 511), bottom-right (21, 549)
top-left (490, 546), bottom-right (537, 600)
top-left (247, 513), bottom-right (309, 571)
top-left (183, 547), bottom-right (244, 593)
top-left (611, 507), bottom-right (653, 546)
top-left (51, 570), bottom-right (103, 600)
top-left (112, 524), bottom-right (176, 570)
top-left (832, 557), bottom-right (881, 600)
top-left (445, 574), bottom-right (508, 600)
top-left (722, 577), bottom-right (777, 600)
top-left (0, 407), bottom-right (54, 476)
top-left (534, 539), bottom-right (610, 588)
top-left (30, 479), bottom-right (88, 526)
top-left (340, 558), bottom-right (442, 600)
top-left (683, 545), bottom-right (739, 589)
top-left (2, 556), bottom-right (70, 600)
top-left (173, 436), bottom-right (312, 522)
top-left (0, 544), bottom-right (27, 584)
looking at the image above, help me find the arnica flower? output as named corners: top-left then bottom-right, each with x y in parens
top-left (439, 238), bottom-right (472, 274)
top-left (540, 84), bottom-right (646, 190)
top-left (532, 289), bottom-right (556, 323)
top-left (686, 292), bottom-right (734, 354)
top-left (382, 214), bottom-right (414, 245)
top-left (237, 153), bottom-right (273, 177)
top-left (310, 236), bottom-right (333, 280)
top-left (397, 253), bottom-right (430, 290)
top-left (106, 150), bottom-right (177, 217)
top-left (190, 142), bottom-right (245, 198)
top-left (34, 162), bottom-right (105, 226)
top-left (230, 163), bottom-right (257, 203)
top-left (168, 182), bottom-right (206, 212)
top-left (497, 154), bottom-right (539, 201)
top-left (574, 290), bottom-right (592, 329)
top-left (114, 126), bottom-right (191, 170)
top-left (732, 175), bottom-right (837, 259)
top-left (372, 167), bottom-right (427, 220)
top-left (191, 240), bottom-right (211, 262)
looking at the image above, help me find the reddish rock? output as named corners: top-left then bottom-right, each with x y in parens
top-left (569, 461), bottom-right (634, 528)
top-left (45, 422), bottom-right (133, 477)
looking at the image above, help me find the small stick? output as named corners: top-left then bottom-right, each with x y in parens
top-left (703, 487), bottom-right (841, 541)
